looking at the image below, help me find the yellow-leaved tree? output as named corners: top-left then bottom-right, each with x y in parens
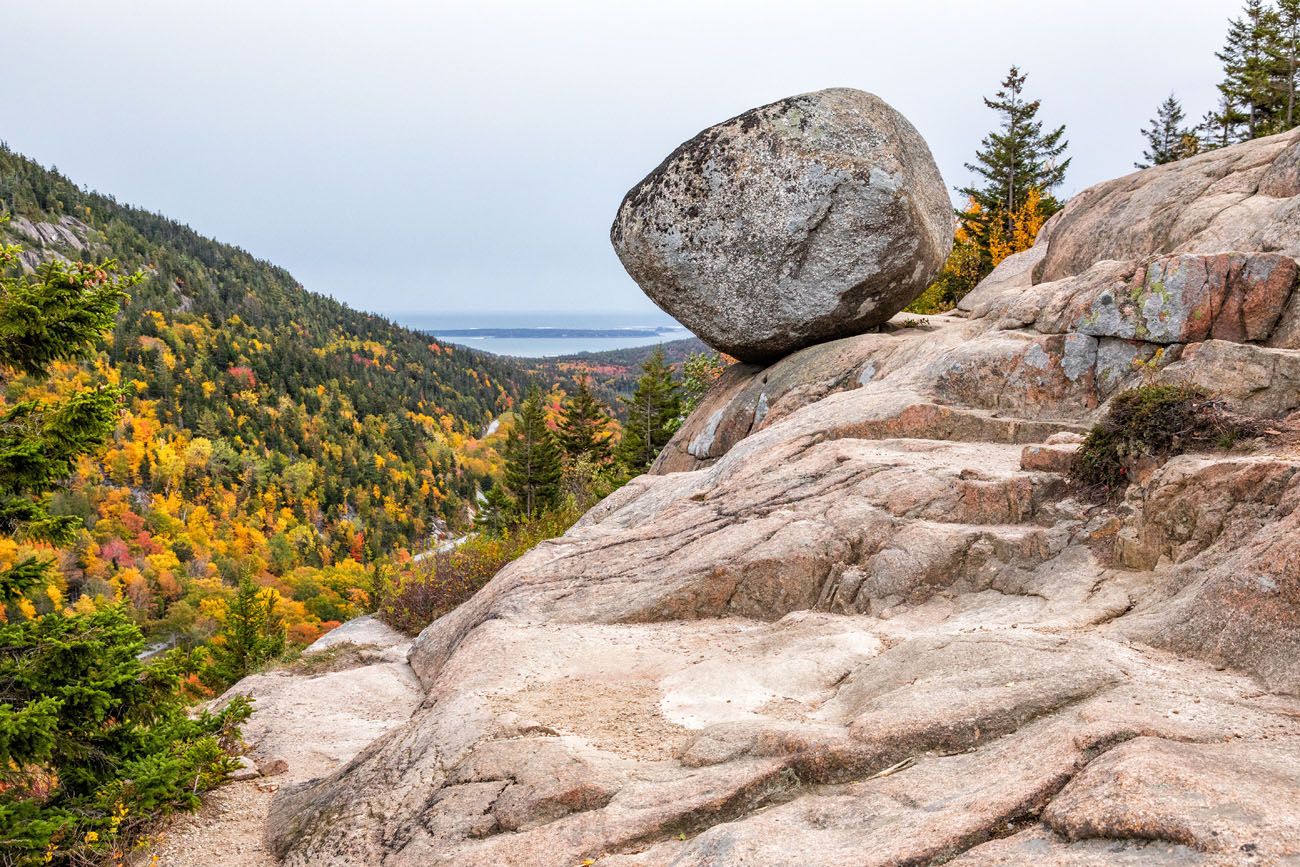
top-left (988, 187), bottom-right (1048, 268)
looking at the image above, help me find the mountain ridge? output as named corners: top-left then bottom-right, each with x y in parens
top-left (0, 144), bottom-right (529, 645)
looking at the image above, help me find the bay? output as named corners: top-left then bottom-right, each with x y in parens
top-left (388, 310), bottom-right (690, 358)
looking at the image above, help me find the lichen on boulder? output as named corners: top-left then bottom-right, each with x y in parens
top-left (611, 88), bottom-right (955, 362)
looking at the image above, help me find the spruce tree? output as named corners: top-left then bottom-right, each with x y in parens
top-left (1276, 0), bottom-right (1300, 128)
top-left (1199, 93), bottom-right (1248, 149)
top-left (1137, 94), bottom-right (1195, 168)
top-left (961, 66), bottom-right (1070, 224)
top-left (1213, 0), bottom-right (1287, 141)
top-left (502, 386), bottom-right (564, 519)
top-left (556, 377), bottom-right (613, 465)
top-left (617, 348), bottom-right (682, 472)
top-left (474, 484), bottom-right (512, 536)
top-left (1, 254), bottom-right (133, 602)
top-left (0, 241), bottom-right (246, 864)
top-left (958, 66), bottom-right (1069, 277)
top-left (211, 573), bottom-right (285, 684)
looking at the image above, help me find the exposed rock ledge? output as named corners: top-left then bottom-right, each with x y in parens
top-left (268, 132), bottom-right (1300, 865)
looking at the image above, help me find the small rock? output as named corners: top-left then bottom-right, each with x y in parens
top-left (1020, 443), bottom-right (1079, 474)
top-left (229, 755), bottom-right (260, 781)
top-left (257, 756), bottom-right (289, 777)
top-left (1045, 431), bottom-right (1086, 445)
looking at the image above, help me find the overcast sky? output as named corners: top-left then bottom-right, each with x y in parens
top-left (6, 1), bottom-right (1241, 316)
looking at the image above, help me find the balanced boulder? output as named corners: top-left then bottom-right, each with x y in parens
top-left (611, 87), bottom-right (955, 362)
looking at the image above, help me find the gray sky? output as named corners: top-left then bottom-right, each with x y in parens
top-left (7, 1), bottom-right (1240, 315)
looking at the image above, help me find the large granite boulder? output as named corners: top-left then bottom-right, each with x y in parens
top-left (611, 88), bottom-right (954, 362)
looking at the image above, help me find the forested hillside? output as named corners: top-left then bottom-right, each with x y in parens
top-left (0, 145), bottom-right (526, 647)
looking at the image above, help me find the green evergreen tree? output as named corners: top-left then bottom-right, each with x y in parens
top-left (617, 348), bottom-right (682, 472)
top-left (502, 386), bottom-right (563, 519)
top-left (959, 65), bottom-right (1071, 253)
top-left (474, 484), bottom-right (512, 536)
top-left (0, 606), bottom-right (251, 865)
top-left (0, 255), bottom-right (132, 601)
top-left (1213, 0), bottom-right (1287, 141)
top-left (1137, 94), bottom-right (1196, 168)
top-left (1275, 0), bottom-right (1300, 128)
top-left (0, 238), bottom-right (246, 865)
top-left (1200, 93), bottom-right (1249, 149)
top-left (680, 352), bottom-right (725, 416)
top-left (556, 377), bottom-right (613, 465)
top-left (211, 573), bottom-right (285, 684)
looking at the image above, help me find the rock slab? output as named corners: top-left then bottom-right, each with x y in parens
top-left (611, 87), bottom-right (954, 362)
top-left (265, 126), bottom-right (1300, 867)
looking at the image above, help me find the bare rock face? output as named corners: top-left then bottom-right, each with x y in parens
top-left (1042, 737), bottom-right (1300, 855)
top-left (268, 133), bottom-right (1300, 865)
top-left (1030, 130), bottom-right (1300, 284)
top-left (611, 88), bottom-right (955, 362)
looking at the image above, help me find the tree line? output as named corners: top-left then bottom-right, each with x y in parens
top-left (477, 347), bottom-right (723, 536)
top-left (1139, 0), bottom-right (1300, 165)
top-left (915, 1), bottom-right (1300, 314)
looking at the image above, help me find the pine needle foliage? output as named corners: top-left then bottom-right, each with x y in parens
top-left (0, 237), bottom-right (247, 866)
top-left (210, 574), bottom-right (286, 684)
top-left (959, 65), bottom-right (1070, 255)
top-left (1137, 94), bottom-right (1198, 168)
top-left (617, 348), bottom-right (682, 472)
top-left (1202, 0), bottom-right (1300, 145)
top-left (473, 484), bottom-right (513, 537)
top-left (912, 65), bottom-right (1068, 313)
top-left (556, 377), bottom-right (614, 467)
top-left (0, 249), bottom-right (136, 603)
top-left (502, 386), bottom-right (564, 519)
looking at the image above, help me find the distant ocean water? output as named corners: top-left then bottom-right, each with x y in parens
top-left (389, 310), bottom-right (691, 358)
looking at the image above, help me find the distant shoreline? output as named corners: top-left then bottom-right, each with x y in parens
top-left (427, 326), bottom-right (684, 339)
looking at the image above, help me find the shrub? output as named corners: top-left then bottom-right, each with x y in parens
top-left (376, 505), bottom-right (582, 635)
top-left (1071, 384), bottom-right (1260, 499)
top-left (0, 604), bottom-right (251, 866)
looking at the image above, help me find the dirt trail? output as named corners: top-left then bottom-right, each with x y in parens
top-left (145, 616), bottom-right (421, 866)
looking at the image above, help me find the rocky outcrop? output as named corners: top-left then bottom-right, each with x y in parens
top-left (270, 131), bottom-right (1300, 865)
top-left (611, 88), bottom-right (954, 362)
top-left (2, 214), bottom-right (93, 272)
